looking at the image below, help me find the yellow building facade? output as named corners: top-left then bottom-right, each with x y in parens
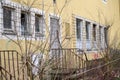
top-left (0, 0), bottom-right (119, 60)
top-left (0, 0), bottom-right (120, 79)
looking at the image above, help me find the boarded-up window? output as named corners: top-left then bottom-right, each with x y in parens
top-left (3, 7), bottom-right (12, 29)
top-left (65, 22), bottom-right (70, 37)
top-left (50, 17), bottom-right (60, 49)
top-left (76, 19), bottom-right (82, 40)
top-left (93, 24), bottom-right (96, 41)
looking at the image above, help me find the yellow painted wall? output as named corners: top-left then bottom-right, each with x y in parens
top-left (0, 0), bottom-right (119, 60)
top-left (26, 0), bottom-right (119, 48)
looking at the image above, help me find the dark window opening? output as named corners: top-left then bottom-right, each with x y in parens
top-left (93, 24), bottom-right (96, 41)
top-left (104, 28), bottom-right (108, 46)
top-left (21, 12), bottom-right (28, 35)
top-left (35, 15), bottom-right (40, 32)
top-left (86, 22), bottom-right (90, 40)
top-left (99, 26), bottom-right (102, 42)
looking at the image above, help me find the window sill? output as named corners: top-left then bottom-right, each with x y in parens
top-left (2, 29), bottom-right (16, 35)
top-left (21, 32), bottom-right (32, 36)
top-left (35, 32), bottom-right (44, 38)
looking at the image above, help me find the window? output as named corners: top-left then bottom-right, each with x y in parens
top-left (3, 7), bottom-right (12, 29)
top-left (76, 18), bottom-right (82, 49)
top-left (104, 27), bottom-right (107, 46)
top-left (65, 22), bottom-right (70, 38)
top-left (103, 0), bottom-right (107, 3)
top-left (35, 14), bottom-right (44, 37)
top-left (32, 53), bottom-right (44, 75)
top-left (93, 24), bottom-right (96, 41)
top-left (3, 7), bottom-right (15, 35)
top-left (21, 11), bottom-right (30, 35)
top-left (86, 22), bottom-right (90, 40)
top-left (50, 17), bottom-right (60, 49)
top-left (76, 19), bottom-right (82, 40)
top-left (85, 22), bottom-right (91, 50)
top-left (99, 26), bottom-right (102, 42)
top-left (75, 16), bottom-right (107, 50)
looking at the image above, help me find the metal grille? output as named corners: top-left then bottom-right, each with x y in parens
top-left (0, 50), bottom-right (21, 80)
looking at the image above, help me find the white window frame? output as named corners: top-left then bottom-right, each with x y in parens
top-left (30, 8), bottom-right (45, 40)
top-left (75, 16), bottom-right (83, 50)
top-left (74, 15), bottom-right (107, 51)
top-left (85, 21), bottom-right (91, 51)
top-left (3, 7), bottom-right (15, 30)
top-left (0, 0), bottom-right (46, 40)
top-left (20, 11), bottom-right (30, 36)
top-left (2, 3), bottom-right (16, 35)
top-left (76, 18), bottom-right (82, 41)
top-left (35, 14), bottom-right (45, 38)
